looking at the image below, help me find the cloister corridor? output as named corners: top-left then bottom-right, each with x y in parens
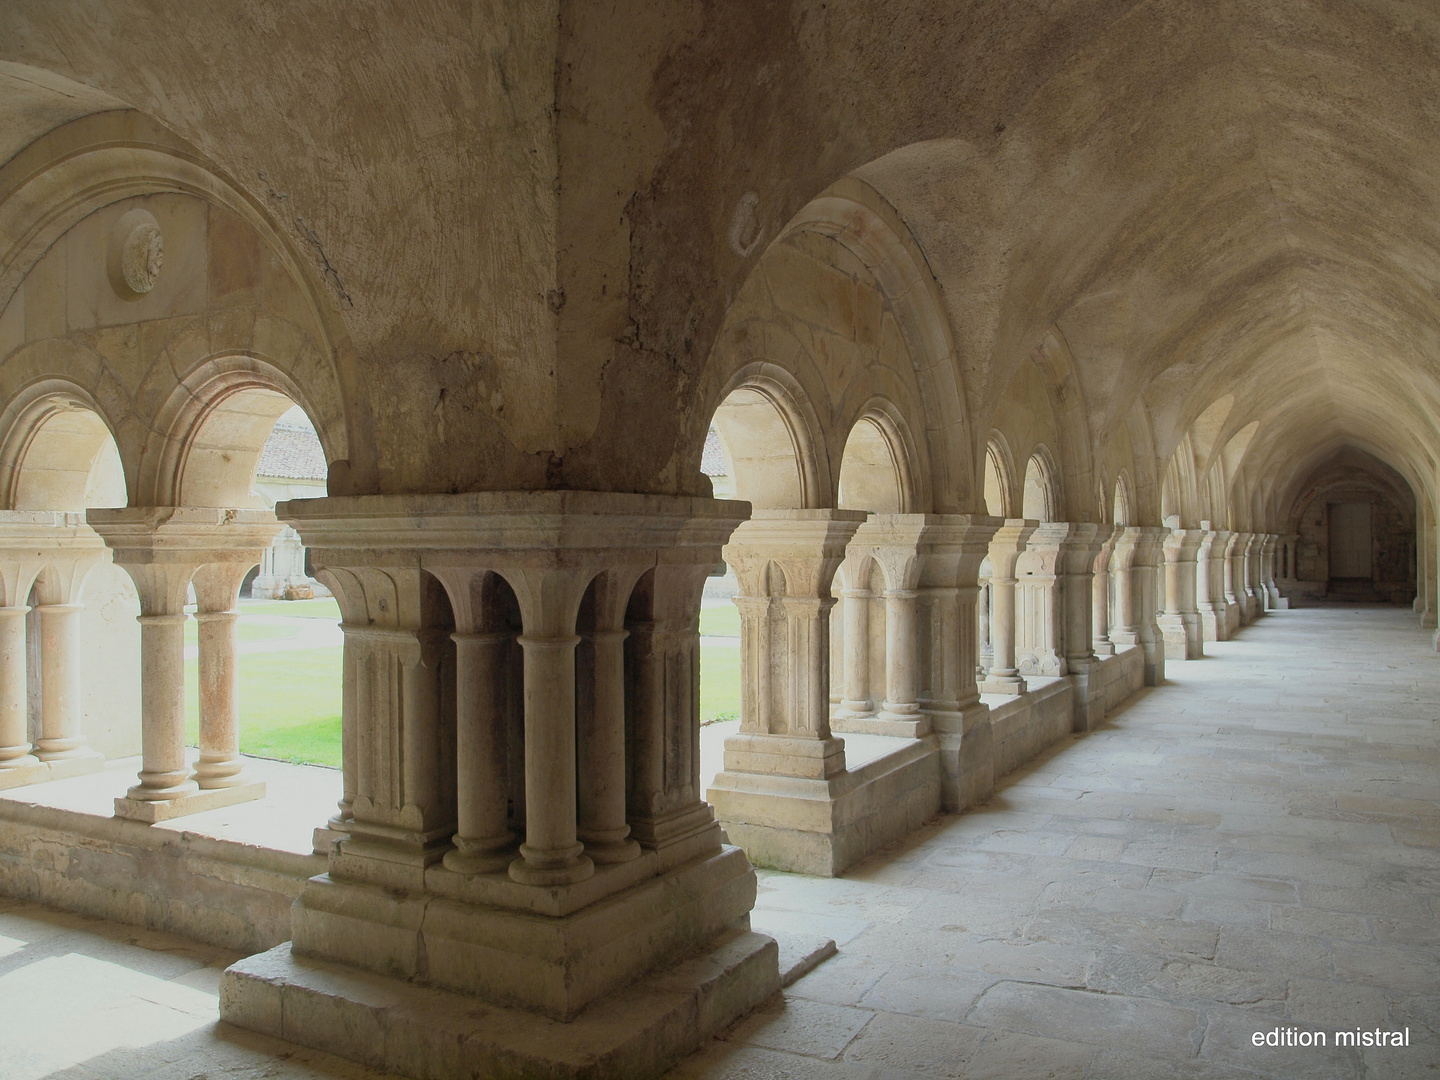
top-left (0, 605), bottom-right (1430, 1080)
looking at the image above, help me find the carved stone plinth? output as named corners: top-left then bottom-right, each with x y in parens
top-left (219, 491), bottom-right (776, 1077)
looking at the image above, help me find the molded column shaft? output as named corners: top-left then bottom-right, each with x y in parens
top-left (193, 610), bottom-right (243, 786)
top-left (841, 588), bottom-right (872, 714)
top-left (444, 631), bottom-right (514, 873)
top-left (512, 632), bottom-right (591, 885)
top-left (880, 589), bottom-right (918, 718)
top-left (0, 607), bottom-right (34, 767)
top-left (35, 604), bottom-right (86, 759)
top-left (133, 613), bottom-right (196, 799)
top-left (577, 628), bottom-right (640, 863)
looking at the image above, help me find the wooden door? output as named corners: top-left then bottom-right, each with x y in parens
top-left (1328, 502), bottom-right (1373, 578)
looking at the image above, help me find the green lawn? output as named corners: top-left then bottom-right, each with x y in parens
top-left (184, 620), bottom-right (303, 646)
top-left (699, 604), bottom-right (740, 637)
top-left (185, 647), bottom-right (343, 767)
top-left (238, 597), bottom-right (342, 620)
top-left (700, 643), bottom-right (740, 724)
top-left (187, 627), bottom-right (740, 766)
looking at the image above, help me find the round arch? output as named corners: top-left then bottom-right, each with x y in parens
top-left (709, 362), bottom-right (829, 510)
top-left (1023, 446), bottom-right (1061, 523)
top-left (837, 398), bottom-right (922, 514)
top-left (984, 433), bottom-right (1017, 519)
top-left (136, 356), bottom-right (340, 508)
top-left (0, 103), bottom-right (366, 493)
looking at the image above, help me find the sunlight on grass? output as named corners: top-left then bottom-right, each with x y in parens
top-left (238, 597), bottom-right (342, 620)
top-left (184, 612), bottom-right (740, 766)
top-left (700, 643), bottom-right (740, 723)
top-left (184, 621), bottom-right (303, 646)
top-left (699, 604), bottom-right (740, 637)
top-left (186, 647), bottom-right (343, 767)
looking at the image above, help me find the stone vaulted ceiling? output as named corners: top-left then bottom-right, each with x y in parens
top-left (1, 0), bottom-right (1438, 515)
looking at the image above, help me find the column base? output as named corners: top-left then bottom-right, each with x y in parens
top-left (721, 732), bottom-right (846, 779)
top-left (193, 755), bottom-right (256, 789)
top-left (114, 779), bottom-right (265, 823)
top-left (508, 845), bottom-right (595, 887)
top-left (580, 836), bottom-right (643, 864)
top-left (222, 925), bottom-right (778, 1080)
top-left (1158, 613), bottom-right (1204, 660)
top-left (830, 712), bottom-right (930, 738)
top-left (0, 751), bottom-right (103, 791)
top-left (441, 833), bottom-right (519, 874)
top-left (708, 736), bottom-right (940, 876)
top-left (1198, 603), bottom-right (1226, 642)
top-left (979, 675), bottom-right (1024, 696)
top-left (34, 739), bottom-right (98, 762)
top-left (1066, 660), bottom-right (1104, 733)
top-left (926, 701), bottom-right (993, 812)
top-left (627, 805), bottom-right (729, 873)
top-left (291, 844), bottom-right (760, 1019)
top-left (312, 823), bottom-right (348, 855)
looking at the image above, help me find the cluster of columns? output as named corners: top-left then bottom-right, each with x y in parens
top-left (86, 507), bottom-right (281, 822)
top-left (0, 512), bottom-right (108, 787)
top-left (980, 520), bottom-right (1163, 696)
top-left (271, 492), bottom-right (759, 1021)
top-left (1148, 526), bottom-right (1286, 661)
top-left (979, 521), bottom-right (1288, 696)
top-left (708, 511), bottom-right (996, 871)
top-left (712, 509), bottom-right (1284, 875)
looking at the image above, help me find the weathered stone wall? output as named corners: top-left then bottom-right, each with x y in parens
top-left (0, 799), bottom-right (322, 953)
top-left (6, 3), bottom-right (1439, 523)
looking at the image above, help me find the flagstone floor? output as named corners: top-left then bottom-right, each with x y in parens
top-left (0, 606), bottom-right (1434, 1079)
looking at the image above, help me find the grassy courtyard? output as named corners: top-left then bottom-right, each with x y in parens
top-left (185, 597), bottom-right (742, 767)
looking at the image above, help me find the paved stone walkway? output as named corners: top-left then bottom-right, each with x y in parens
top-left (0, 607), bottom-right (1433, 1079)
top-left (677, 606), bottom-right (1440, 1078)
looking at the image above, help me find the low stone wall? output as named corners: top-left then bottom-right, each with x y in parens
top-left (0, 798), bottom-right (322, 953)
top-left (1100, 646), bottom-right (1146, 714)
top-left (988, 678), bottom-right (1074, 782)
top-left (715, 737), bottom-right (941, 877)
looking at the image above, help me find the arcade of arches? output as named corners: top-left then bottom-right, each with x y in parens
top-left (0, 4), bottom-right (1437, 1078)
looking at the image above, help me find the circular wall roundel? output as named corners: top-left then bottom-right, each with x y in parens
top-left (121, 220), bottom-right (164, 293)
top-left (107, 207), bottom-right (164, 299)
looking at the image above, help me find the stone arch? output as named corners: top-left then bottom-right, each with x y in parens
top-left (1113, 472), bottom-right (1134, 528)
top-left (1162, 433), bottom-right (1202, 527)
top-left (837, 551), bottom-right (885, 594)
top-left (0, 103), bottom-right (369, 492)
top-left (136, 356), bottom-right (338, 508)
top-left (709, 363), bottom-right (829, 510)
top-left (837, 399), bottom-right (921, 514)
top-left (0, 379), bottom-right (127, 511)
top-left (1022, 446), bottom-right (1061, 523)
top-left (1029, 327), bottom-right (1097, 522)
top-left (781, 177), bottom-right (971, 512)
top-left (984, 434), bottom-right (1017, 519)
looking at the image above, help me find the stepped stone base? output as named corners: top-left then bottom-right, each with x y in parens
top-left (711, 737), bottom-right (941, 876)
top-left (221, 928), bottom-right (780, 1080)
top-left (0, 751), bottom-right (103, 791)
top-left (114, 779), bottom-right (266, 822)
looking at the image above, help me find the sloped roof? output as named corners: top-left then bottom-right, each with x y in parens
top-left (702, 429), bottom-right (728, 477)
top-left (257, 423), bottom-right (328, 481)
